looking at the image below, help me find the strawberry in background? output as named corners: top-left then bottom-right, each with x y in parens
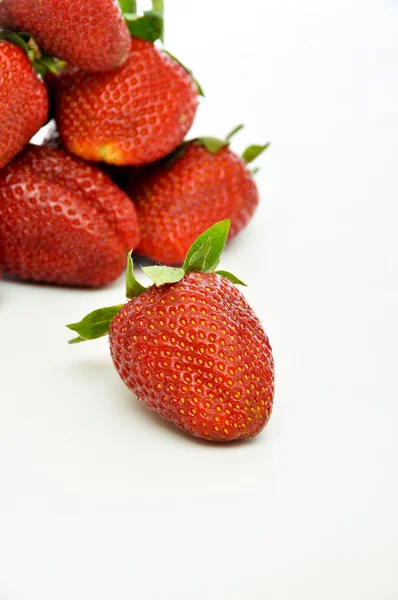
top-left (126, 126), bottom-right (270, 264)
top-left (52, 38), bottom-right (200, 166)
top-left (0, 145), bottom-right (140, 287)
top-left (47, 1), bottom-right (201, 167)
top-left (0, 38), bottom-right (48, 168)
top-left (0, 0), bottom-right (131, 72)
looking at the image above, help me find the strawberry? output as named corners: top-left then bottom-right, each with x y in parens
top-left (0, 0), bottom-right (131, 72)
top-left (52, 37), bottom-right (199, 166)
top-left (0, 145), bottom-right (140, 286)
top-left (126, 126), bottom-right (270, 264)
top-left (40, 119), bottom-right (138, 188)
top-left (0, 40), bottom-right (48, 168)
top-left (67, 221), bottom-right (275, 442)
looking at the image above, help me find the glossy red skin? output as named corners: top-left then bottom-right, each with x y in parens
top-left (0, 145), bottom-right (140, 287)
top-left (110, 273), bottom-right (274, 442)
top-left (126, 142), bottom-right (260, 265)
top-left (54, 38), bottom-right (198, 166)
top-left (0, 0), bottom-right (130, 72)
top-left (0, 42), bottom-right (48, 168)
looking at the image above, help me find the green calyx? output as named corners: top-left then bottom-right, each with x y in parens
top-left (118, 0), bottom-right (137, 12)
top-left (242, 143), bottom-right (271, 164)
top-left (164, 124), bottom-right (270, 172)
top-left (151, 0), bottom-right (164, 15)
top-left (122, 0), bottom-right (164, 43)
top-left (66, 220), bottom-right (246, 344)
top-left (126, 250), bottom-right (147, 299)
top-left (196, 137), bottom-right (229, 153)
top-left (121, 1), bottom-right (203, 97)
top-left (183, 220), bottom-right (229, 273)
top-left (124, 10), bottom-right (164, 43)
top-left (225, 124), bottom-right (244, 141)
top-left (67, 305), bottom-right (125, 344)
top-left (193, 123), bottom-right (244, 155)
top-left (0, 30), bottom-right (61, 77)
top-left (142, 265), bottom-right (185, 286)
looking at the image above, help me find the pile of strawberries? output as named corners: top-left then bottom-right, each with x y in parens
top-left (0, 0), bottom-right (275, 442)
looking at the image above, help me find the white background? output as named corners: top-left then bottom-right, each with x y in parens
top-left (1, 0), bottom-right (398, 598)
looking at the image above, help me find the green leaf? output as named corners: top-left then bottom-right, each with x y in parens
top-left (66, 305), bottom-right (125, 341)
top-left (214, 270), bottom-right (247, 286)
top-left (124, 10), bottom-right (164, 43)
top-left (0, 30), bottom-right (31, 54)
top-left (163, 50), bottom-right (204, 96)
top-left (251, 166), bottom-right (260, 176)
top-left (119, 0), bottom-right (136, 12)
top-left (152, 0), bottom-right (164, 16)
top-left (183, 220), bottom-right (231, 274)
top-left (32, 62), bottom-right (46, 78)
top-left (193, 78), bottom-right (205, 97)
top-left (0, 31), bottom-right (64, 77)
top-left (142, 266), bottom-right (185, 286)
top-left (187, 238), bottom-right (212, 269)
top-left (126, 251), bottom-right (147, 300)
top-left (34, 52), bottom-right (59, 75)
top-left (197, 137), bottom-right (229, 154)
top-left (151, 0), bottom-right (164, 41)
top-left (242, 142), bottom-right (270, 164)
top-left (207, 258), bottom-right (220, 272)
top-left (68, 336), bottom-right (87, 345)
top-left (225, 124), bottom-right (244, 141)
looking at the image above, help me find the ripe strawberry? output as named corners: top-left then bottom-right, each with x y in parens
top-left (0, 40), bottom-right (48, 168)
top-left (126, 127), bottom-right (270, 264)
top-left (53, 38), bottom-right (199, 166)
top-left (40, 119), bottom-right (138, 189)
top-left (67, 221), bottom-right (275, 442)
top-left (0, 145), bottom-right (140, 286)
top-left (0, 0), bottom-right (131, 72)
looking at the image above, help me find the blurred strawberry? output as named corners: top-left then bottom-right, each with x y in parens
top-left (0, 145), bottom-right (140, 286)
top-left (126, 126), bottom-right (269, 264)
top-left (52, 38), bottom-right (199, 166)
top-left (0, 39), bottom-right (48, 168)
top-left (0, 0), bottom-right (131, 72)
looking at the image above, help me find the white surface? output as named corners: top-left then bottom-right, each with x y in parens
top-left (1, 0), bottom-right (398, 598)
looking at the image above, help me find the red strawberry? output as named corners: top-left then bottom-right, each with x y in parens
top-left (53, 38), bottom-right (199, 166)
top-left (126, 128), bottom-right (270, 264)
top-left (0, 145), bottom-right (140, 286)
top-left (0, 40), bottom-right (48, 168)
top-left (0, 0), bottom-right (131, 72)
top-left (40, 120), bottom-right (137, 188)
top-left (67, 221), bottom-right (275, 442)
